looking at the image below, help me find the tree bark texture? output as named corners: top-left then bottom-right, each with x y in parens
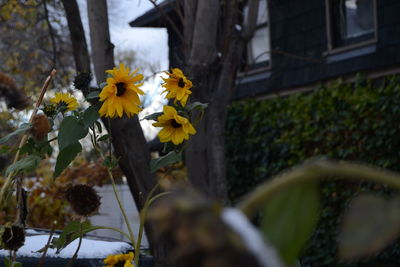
top-left (87, 0), bottom-right (114, 83)
top-left (185, 0), bottom-right (260, 205)
top-left (61, 0), bottom-right (90, 73)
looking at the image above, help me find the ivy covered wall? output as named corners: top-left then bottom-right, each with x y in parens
top-left (226, 76), bottom-right (400, 266)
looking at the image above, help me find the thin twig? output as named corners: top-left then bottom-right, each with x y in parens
top-left (43, 0), bottom-right (57, 68)
top-left (147, 0), bottom-right (184, 42)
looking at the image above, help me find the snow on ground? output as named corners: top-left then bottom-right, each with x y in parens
top-left (0, 232), bottom-right (131, 259)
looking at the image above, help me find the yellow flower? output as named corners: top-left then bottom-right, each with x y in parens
top-left (50, 93), bottom-right (78, 112)
top-left (103, 252), bottom-right (134, 267)
top-left (162, 68), bottom-right (192, 107)
top-left (99, 63), bottom-right (145, 118)
top-left (153, 105), bottom-right (196, 145)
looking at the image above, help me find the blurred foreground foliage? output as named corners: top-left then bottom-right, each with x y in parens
top-left (226, 75), bottom-right (400, 265)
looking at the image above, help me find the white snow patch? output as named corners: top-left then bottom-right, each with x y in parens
top-left (221, 208), bottom-right (283, 267)
top-left (0, 234), bottom-right (131, 259)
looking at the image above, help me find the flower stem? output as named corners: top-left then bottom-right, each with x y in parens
top-left (94, 226), bottom-right (131, 241)
top-left (107, 168), bottom-right (136, 246)
top-left (133, 183), bottom-right (164, 266)
top-left (237, 159), bottom-right (400, 218)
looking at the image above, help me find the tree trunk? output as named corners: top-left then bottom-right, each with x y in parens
top-left (60, 0), bottom-right (90, 73)
top-left (185, 0), bottom-right (260, 205)
top-left (87, 0), bottom-right (114, 83)
top-left (63, 2), bottom-right (170, 266)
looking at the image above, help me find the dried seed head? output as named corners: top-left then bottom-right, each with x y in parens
top-left (0, 223), bottom-right (25, 250)
top-left (73, 73), bottom-right (92, 95)
top-left (31, 114), bottom-right (51, 140)
top-left (65, 184), bottom-right (101, 217)
top-left (0, 72), bottom-right (29, 110)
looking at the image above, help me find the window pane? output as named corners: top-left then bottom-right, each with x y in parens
top-left (344, 0), bottom-right (374, 38)
top-left (245, 0), bottom-right (270, 66)
top-left (248, 26), bottom-right (270, 64)
top-left (329, 0), bottom-right (375, 48)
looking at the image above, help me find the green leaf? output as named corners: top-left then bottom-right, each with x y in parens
top-left (54, 142), bottom-right (82, 178)
top-left (95, 121), bottom-right (103, 133)
top-left (97, 134), bottom-right (110, 142)
top-left (102, 157), bottom-right (118, 169)
top-left (143, 112), bottom-right (163, 121)
top-left (53, 220), bottom-right (101, 253)
top-left (0, 145), bottom-right (10, 155)
top-left (186, 101), bottom-right (208, 111)
top-left (82, 105), bottom-right (100, 129)
top-left (58, 116), bottom-right (88, 151)
top-left (85, 91), bottom-right (100, 100)
top-left (338, 194), bottom-right (400, 260)
top-left (261, 181), bottom-right (320, 265)
top-left (0, 123), bottom-right (32, 144)
top-left (150, 151), bottom-right (182, 173)
top-left (6, 154), bottom-right (41, 175)
top-left (19, 142), bottom-right (34, 155)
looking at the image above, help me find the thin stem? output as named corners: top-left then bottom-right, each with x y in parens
top-left (65, 223), bottom-right (83, 267)
top-left (37, 225), bottom-right (55, 267)
top-left (0, 69), bottom-right (56, 207)
top-left (133, 183), bottom-right (162, 265)
top-left (237, 159), bottom-right (400, 218)
top-left (107, 168), bottom-right (136, 246)
top-left (94, 226), bottom-right (131, 241)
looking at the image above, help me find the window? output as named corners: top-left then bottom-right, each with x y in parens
top-left (326, 0), bottom-right (377, 51)
top-left (244, 0), bottom-right (270, 70)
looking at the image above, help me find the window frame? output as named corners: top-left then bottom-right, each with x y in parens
top-left (324, 0), bottom-right (378, 55)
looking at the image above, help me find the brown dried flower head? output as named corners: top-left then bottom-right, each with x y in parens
top-left (0, 223), bottom-right (25, 250)
top-left (0, 72), bottom-right (29, 110)
top-left (65, 184), bottom-right (101, 217)
top-left (31, 114), bottom-right (51, 140)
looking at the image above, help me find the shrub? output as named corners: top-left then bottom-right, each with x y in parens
top-left (226, 76), bottom-right (400, 265)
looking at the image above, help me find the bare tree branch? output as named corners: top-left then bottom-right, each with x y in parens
top-left (148, 0), bottom-right (184, 42)
top-left (42, 0), bottom-right (57, 68)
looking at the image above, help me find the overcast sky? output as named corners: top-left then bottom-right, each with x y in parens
top-left (77, 0), bottom-right (169, 140)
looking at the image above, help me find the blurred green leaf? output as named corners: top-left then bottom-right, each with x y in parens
top-left (85, 91), bottom-right (100, 100)
top-left (150, 151), bottom-right (182, 173)
top-left (3, 258), bottom-right (22, 267)
top-left (58, 116), bottom-right (88, 151)
top-left (95, 121), bottom-right (103, 133)
top-left (54, 142), bottom-right (82, 178)
top-left (6, 154), bottom-right (41, 175)
top-left (97, 134), bottom-right (109, 142)
top-left (143, 112), bottom-right (163, 121)
top-left (0, 123), bottom-right (31, 144)
top-left (53, 220), bottom-right (100, 253)
top-left (338, 194), bottom-right (400, 260)
top-left (186, 101), bottom-right (208, 111)
top-left (261, 181), bottom-right (320, 265)
top-left (82, 105), bottom-right (100, 129)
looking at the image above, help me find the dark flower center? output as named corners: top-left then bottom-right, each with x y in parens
top-left (116, 82), bottom-right (126, 96)
top-left (115, 261), bottom-right (126, 267)
top-left (178, 78), bottom-right (185, 88)
top-left (171, 119), bottom-right (182, 128)
top-left (57, 101), bottom-right (68, 112)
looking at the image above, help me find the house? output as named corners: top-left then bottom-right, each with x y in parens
top-left (129, 0), bottom-right (400, 99)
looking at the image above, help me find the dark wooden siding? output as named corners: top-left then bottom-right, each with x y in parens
top-left (236, 0), bottom-right (400, 98)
